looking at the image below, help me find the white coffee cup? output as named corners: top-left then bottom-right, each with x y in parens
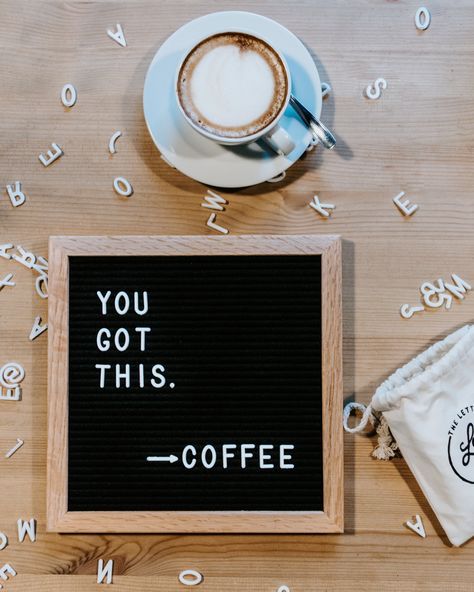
top-left (175, 29), bottom-right (295, 156)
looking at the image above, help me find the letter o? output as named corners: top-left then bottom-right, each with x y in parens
top-left (201, 445), bottom-right (217, 469)
top-left (113, 176), bottom-right (133, 197)
top-left (115, 291), bottom-right (130, 315)
top-left (0, 532), bottom-right (7, 551)
top-left (178, 569), bottom-right (203, 586)
top-left (61, 83), bottom-right (77, 108)
top-left (114, 328), bottom-right (130, 351)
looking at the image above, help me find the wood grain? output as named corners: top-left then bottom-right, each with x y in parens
top-left (1, 0), bottom-right (474, 589)
top-left (47, 234), bottom-right (343, 533)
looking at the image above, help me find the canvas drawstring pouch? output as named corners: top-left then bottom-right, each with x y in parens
top-left (344, 324), bottom-right (474, 546)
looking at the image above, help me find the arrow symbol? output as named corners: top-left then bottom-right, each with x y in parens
top-left (147, 454), bottom-right (179, 464)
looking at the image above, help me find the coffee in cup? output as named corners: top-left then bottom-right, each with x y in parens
top-left (177, 32), bottom-right (289, 140)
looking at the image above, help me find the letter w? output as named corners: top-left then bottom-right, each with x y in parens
top-left (17, 518), bottom-right (36, 543)
top-left (201, 189), bottom-right (227, 211)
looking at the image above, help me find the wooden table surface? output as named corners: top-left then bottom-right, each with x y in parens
top-left (1, 0), bottom-right (474, 590)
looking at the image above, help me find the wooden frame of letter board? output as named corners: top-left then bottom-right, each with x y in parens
top-left (47, 235), bottom-right (343, 533)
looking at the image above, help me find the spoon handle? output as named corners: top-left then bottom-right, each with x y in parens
top-left (289, 94), bottom-right (336, 150)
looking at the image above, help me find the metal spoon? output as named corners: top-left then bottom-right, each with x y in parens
top-left (289, 94), bottom-right (336, 150)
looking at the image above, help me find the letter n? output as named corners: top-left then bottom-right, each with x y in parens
top-left (97, 559), bottom-right (113, 584)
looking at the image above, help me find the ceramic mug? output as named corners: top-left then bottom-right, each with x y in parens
top-left (175, 29), bottom-right (296, 156)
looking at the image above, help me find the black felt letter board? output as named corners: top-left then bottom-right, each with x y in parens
top-left (68, 254), bottom-right (323, 511)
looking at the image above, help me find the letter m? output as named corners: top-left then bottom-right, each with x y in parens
top-left (444, 274), bottom-right (472, 299)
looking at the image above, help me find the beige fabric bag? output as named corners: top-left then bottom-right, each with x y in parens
top-left (344, 324), bottom-right (474, 546)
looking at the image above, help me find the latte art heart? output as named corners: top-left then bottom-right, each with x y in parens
top-left (177, 32), bottom-right (288, 139)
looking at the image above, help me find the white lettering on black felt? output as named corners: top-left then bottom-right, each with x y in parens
top-left (94, 291), bottom-right (173, 390)
top-left (92, 289), bottom-right (296, 473)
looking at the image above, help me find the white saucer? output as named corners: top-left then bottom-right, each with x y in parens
top-left (143, 11), bottom-right (322, 188)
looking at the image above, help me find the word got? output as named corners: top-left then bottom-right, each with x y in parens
top-left (94, 291), bottom-right (175, 390)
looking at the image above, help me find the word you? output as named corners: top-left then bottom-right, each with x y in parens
top-left (0, 362), bottom-right (25, 402)
top-left (393, 191), bottom-right (418, 217)
top-left (38, 142), bottom-right (63, 167)
top-left (109, 130), bottom-right (122, 155)
top-left (95, 290), bottom-right (174, 390)
top-left (202, 189), bottom-right (229, 234)
top-left (5, 438), bottom-right (24, 459)
top-left (6, 181), bottom-right (26, 208)
top-left (405, 514), bottom-right (426, 538)
top-left (107, 23), bottom-right (127, 47)
top-left (400, 273), bottom-right (471, 318)
top-left (113, 176), bottom-right (133, 197)
top-left (365, 78), bottom-right (387, 100)
top-left (415, 7), bottom-right (431, 31)
top-left (179, 570), bottom-right (203, 587)
top-left (309, 194), bottom-right (335, 218)
top-left (61, 83), bottom-right (77, 108)
top-left (147, 443), bottom-right (295, 470)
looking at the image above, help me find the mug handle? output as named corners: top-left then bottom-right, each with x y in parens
top-left (261, 124), bottom-right (295, 156)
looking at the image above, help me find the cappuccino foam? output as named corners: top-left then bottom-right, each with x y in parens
top-left (177, 33), bottom-right (288, 138)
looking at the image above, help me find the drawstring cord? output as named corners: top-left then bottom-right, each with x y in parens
top-left (343, 401), bottom-right (399, 460)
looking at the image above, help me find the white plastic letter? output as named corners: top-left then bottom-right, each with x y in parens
top-left (202, 445), bottom-right (217, 469)
top-left (113, 176), bottom-right (133, 197)
top-left (97, 559), bottom-right (113, 584)
top-left (17, 518), bottom-right (36, 543)
top-left (97, 328), bottom-right (111, 351)
top-left (0, 534), bottom-right (7, 551)
top-left (134, 291), bottom-right (148, 315)
top-left (97, 290), bottom-right (111, 314)
top-left (114, 328), bottom-right (130, 352)
top-left (0, 563), bottom-right (16, 582)
top-left (151, 364), bottom-right (166, 388)
top-left (38, 143), bottom-right (63, 167)
top-left (115, 291), bottom-right (130, 314)
top-left (135, 327), bottom-right (151, 351)
top-left (280, 445), bottom-right (295, 469)
top-left (6, 182), bottom-right (26, 207)
top-left (259, 444), bottom-right (274, 469)
top-left (444, 274), bottom-right (471, 300)
top-left (222, 444), bottom-right (237, 469)
top-left (241, 444), bottom-right (255, 468)
top-left (96, 364), bottom-right (111, 388)
top-left (201, 189), bottom-right (227, 211)
top-left (107, 24), bottom-right (127, 47)
top-left (393, 191), bottom-right (418, 216)
top-left (115, 364), bottom-right (130, 388)
top-left (183, 445), bottom-right (197, 469)
top-left (61, 83), bottom-right (77, 108)
top-left (415, 7), bottom-right (431, 31)
top-left (206, 213), bottom-right (229, 234)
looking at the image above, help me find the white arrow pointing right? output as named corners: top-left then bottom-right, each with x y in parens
top-left (146, 454), bottom-right (179, 464)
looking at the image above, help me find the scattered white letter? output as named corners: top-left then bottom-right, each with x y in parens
top-left (113, 176), bottom-right (133, 197)
top-left (6, 182), bottom-right (26, 207)
top-left (17, 518), bottom-right (36, 543)
top-left (107, 24), bottom-right (127, 47)
top-left (61, 83), bottom-right (77, 108)
top-left (393, 191), bottom-right (418, 216)
top-left (365, 78), bottom-right (387, 100)
top-left (97, 559), bottom-right (113, 584)
top-left (206, 213), bottom-right (228, 234)
top-left (309, 195), bottom-right (335, 218)
top-left (201, 189), bottom-right (227, 211)
top-left (38, 143), bottom-right (63, 167)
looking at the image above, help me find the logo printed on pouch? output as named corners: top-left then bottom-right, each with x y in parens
top-left (447, 404), bottom-right (474, 484)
